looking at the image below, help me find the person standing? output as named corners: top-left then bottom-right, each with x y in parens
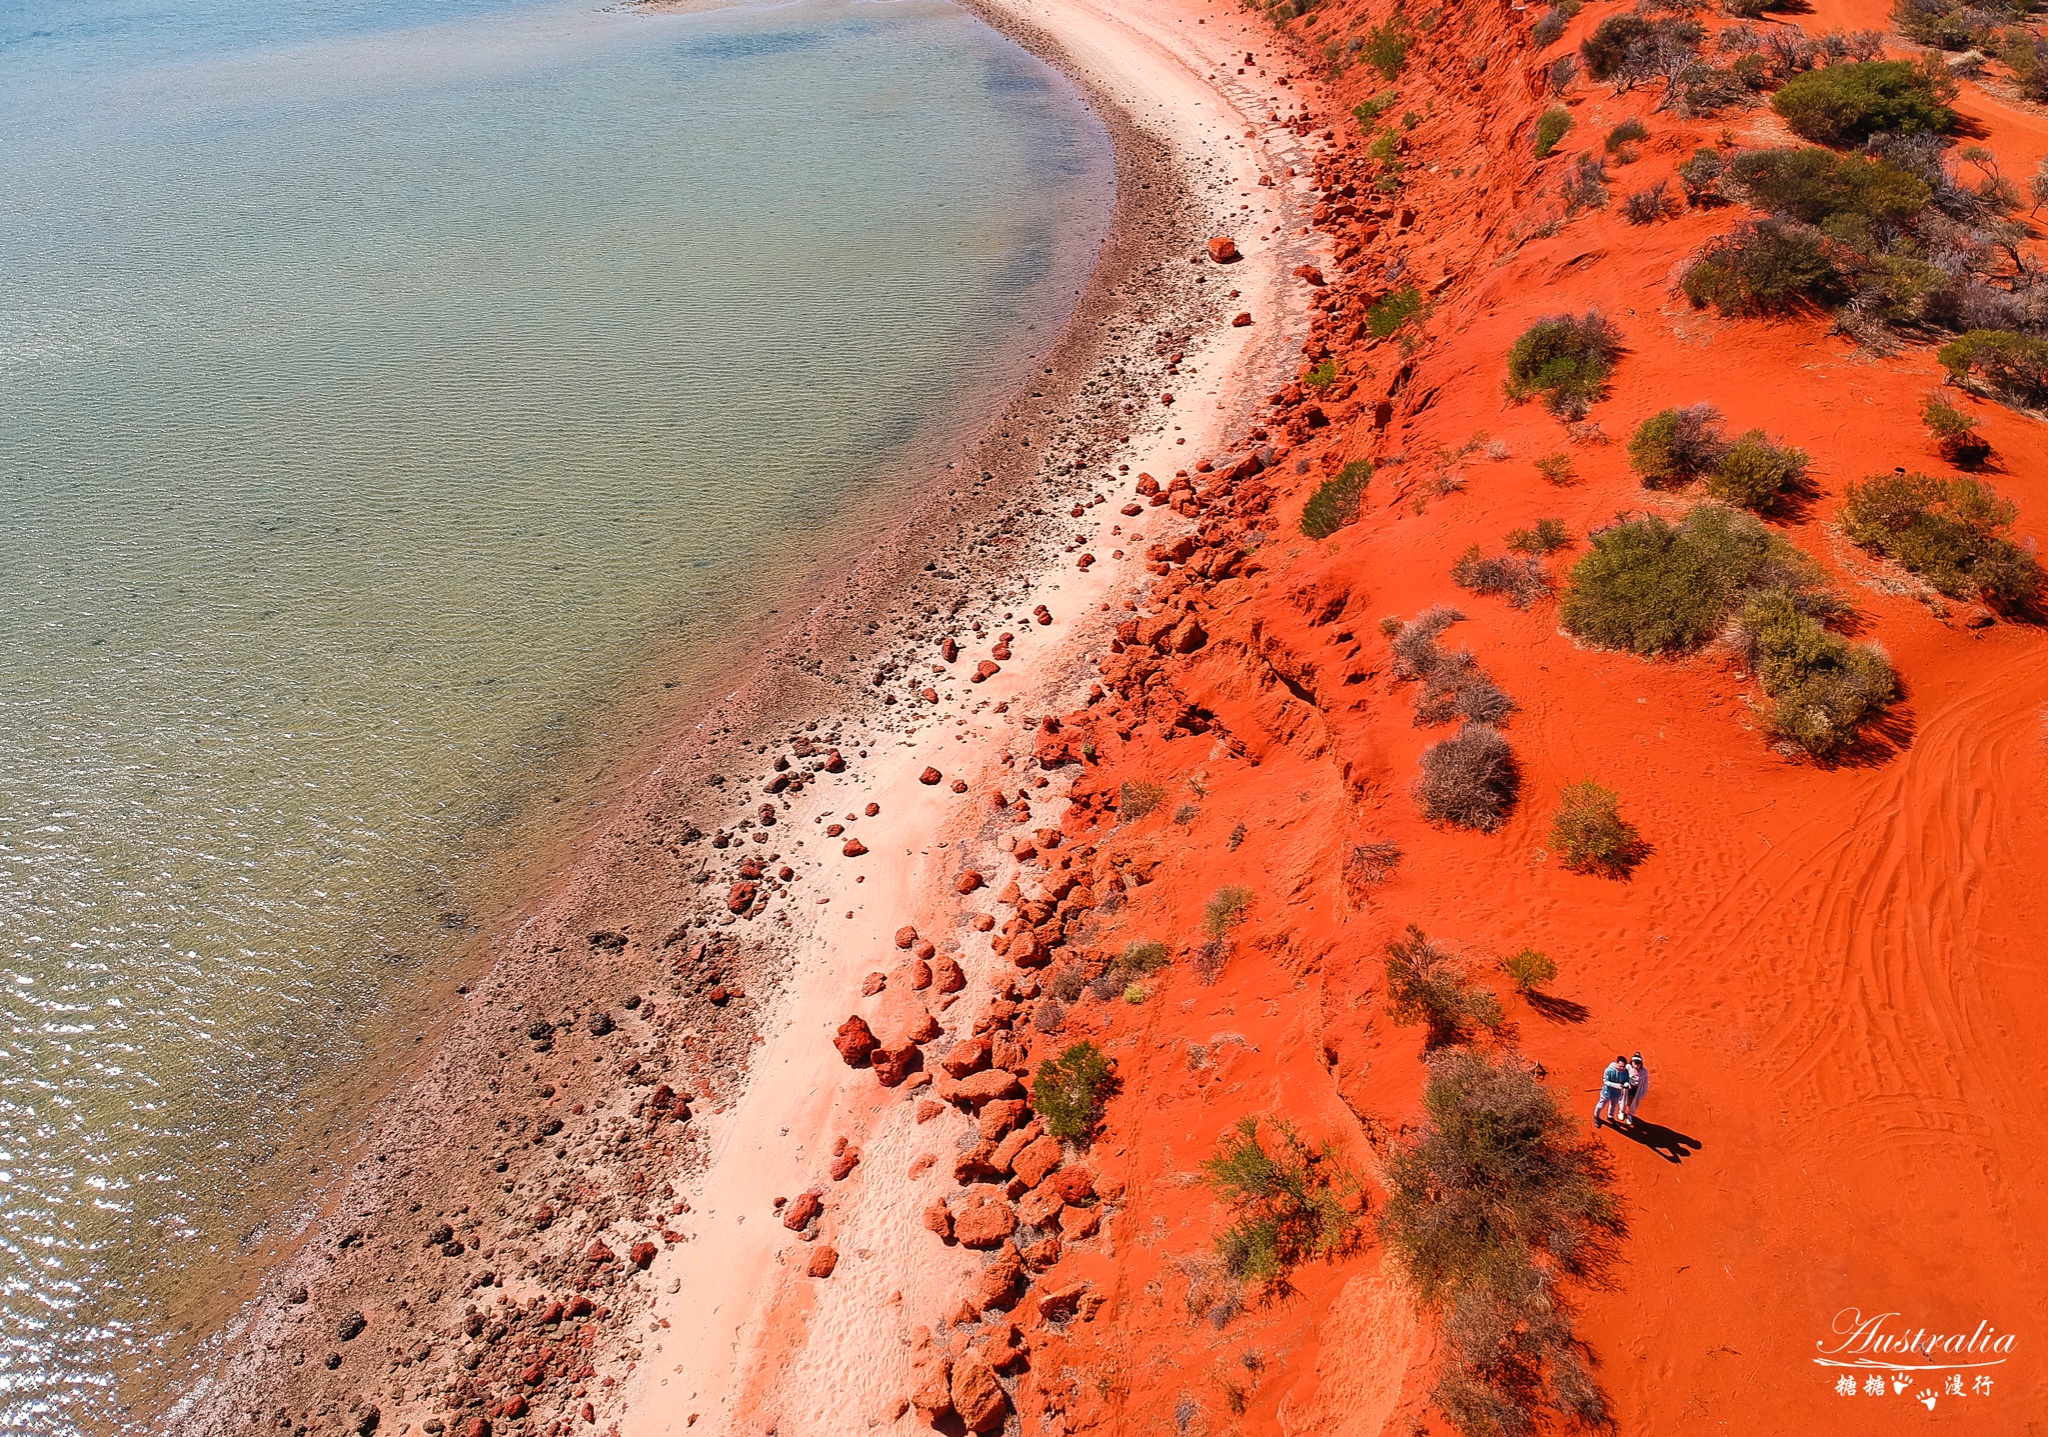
top-left (1625, 1052), bottom-right (1649, 1124)
top-left (1594, 1054), bottom-right (1630, 1126)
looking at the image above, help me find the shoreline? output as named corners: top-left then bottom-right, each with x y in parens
top-left (167, 0), bottom-right (1325, 1433)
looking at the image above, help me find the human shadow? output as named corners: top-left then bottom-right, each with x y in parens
top-left (1606, 1117), bottom-right (1704, 1164)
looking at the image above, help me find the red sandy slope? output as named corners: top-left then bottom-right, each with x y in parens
top-left (971, 0), bottom-right (2048, 1433)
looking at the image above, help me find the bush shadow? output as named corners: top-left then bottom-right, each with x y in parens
top-left (1526, 991), bottom-right (1591, 1024)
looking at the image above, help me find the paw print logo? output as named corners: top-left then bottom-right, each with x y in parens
top-left (1916, 1389), bottom-right (1937, 1411)
top-left (1891, 1375), bottom-right (1910, 1395)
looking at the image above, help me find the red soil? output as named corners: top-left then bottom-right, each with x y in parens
top-left (901, 0), bottom-right (2048, 1433)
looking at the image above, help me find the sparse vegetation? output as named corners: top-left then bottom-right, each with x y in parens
top-left (1604, 117), bottom-right (1649, 156)
top-left (1503, 312), bottom-right (1623, 418)
top-left (1627, 404), bottom-right (1729, 488)
top-left (1451, 547), bottom-right (1551, 609)
top-left (1681, 218), bottom-right (1842, 314)
top-left (1893, 0), bottom-right (2034, 53)
top-left (1393, 608), bottom-right (1515, 727)
top-left (1548, 780), bottom-right (1642, 876)
top-left (1369, 286), bottom-right (1426, 338)
top-left (1506, 518), bottom-right (1571, 555)
top-left (1352, 89), bottom-right (1399, 134)
top-left (1921, 392), bottom-right (1989, 462)
top-left (1381, 1052), bottom-right (1625, 1436)
top-left (1770, 60), bottom-right (1955, 146)
top-left (1725, 591), bottom-right (1898, 754)
top-left (1203, 1116), bottom-right (1362, 1285)
top-left (1581, 12), bottom-right (1702, 87)
top-left (1305, 356), bottom-right (1340, 390)
top-left (1031, 1040), bottom-right (1118, 1142)
top-left (1623, 179), bottom-right (1681, 223)
top-left (1119, 778), bottom-right (1167, 818)
top-left (1937, 330), bottom-right (2048, 405)
top-left (1534, 452), bottom-right (1576, 485)
top-left (1534, 107), bottom-right (1573, 158)
top-left (1561, 153), bottom-right (1610, 213)
top-left (1345, 839), bottom-right (1404, 892)
top-left (1384, 926), bottom-right (1506, 1047)
top-left (1418, 723), bottom-right (1520, 831)
top-left (1362, 16), bottom-right (1412, 79)
top-left (1301, 459), bottom-right (1373, 539)
top-left (1840, 471), bottom-right (2040, 607)
top-left (1499, 949), bottom-right (1559, 993)
top-left (1708, 430), bottom-right (1810, 511)
top-left (1203, 885), bottom-right (1255, 940)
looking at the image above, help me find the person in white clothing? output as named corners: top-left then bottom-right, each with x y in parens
top-left (1624, 1052), bottom-right (1648, 1124)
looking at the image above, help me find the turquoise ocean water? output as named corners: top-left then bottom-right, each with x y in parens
top-left (0, 0), bottom-right (1112, 1425)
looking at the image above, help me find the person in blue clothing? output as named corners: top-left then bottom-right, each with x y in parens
top-left (1594, 1054), bottom-right (1631, 1126)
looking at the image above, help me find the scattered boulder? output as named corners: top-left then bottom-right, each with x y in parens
top-left (919, 766), bottom-right (943, 785)
top-left (1207, 235), bottom-right (1240, 263)
top-left (894, 925), bottom-right (919, 950)
top-left (629, 1240), bottom-right (657, 1269)
top-left (933, 954), bottom-right (966, 993)
top-left (726, 882), bottom-right (755, 913)
top-left (951, 1190), bottom-right (1017, 1249)
top-left (871, 1039), bottom-right (921, 1087)
top-left (940, 1036), bottom-right (990, 1078)
top-left (1232, 311), bottom-right (1253, 326)
top-left (923, 1199), bottom-right (954, 1239)
top-left (951, 1351), bottom-right (1008, 1433)
top-left (834, 1015), bottom-right (877, 1066)
top-left (782, 1190), bottom-right (823, 1232)
top-left (807, 1245), bottom-right (839, 1278)
top-left (911, 1359), bottom-right (954, 1424)
top-left (955, 870), bottom-right (984, 894)
top-left (842, 838), bottom-right (868, 857)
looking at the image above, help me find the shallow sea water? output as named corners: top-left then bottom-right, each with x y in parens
top-left (0, 0), bottom-right (1111, 1425)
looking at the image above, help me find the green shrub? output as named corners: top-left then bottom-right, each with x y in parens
top-left (1499, 949), bottom-right (1558, 993)
top-left (1729, 591), bottom-right (1897, 755)
top-left (1352, 89), bottom-right (1398, 133)
top-left (1548, 780), bottom-right (1641, 875)
top-left (1604, 117), bottom-right (1649, 154)
top-left (1580, 13), bottom-right (1651, 80)
top-left (1534, 107), bottom-right (1573, 158)
top-left (1922, 392), bottom-right (1989, 462)
top-left (1451, 547), bottom-right (1550, 608)
top-left (1119, 777), bottom-right (1167, 818)
top-left (1677, 145), bottom-right (1727, 203)
top-left (1533, 453), bottom-right (1575, 485)
top-left (1113, 939), bottom-right (1171, 979)
top-left (1558, 504), bottom-right (1800, 655)
top-left (1506, 518), bottom-right (1571, 555)
top-left (1368, 286), bottom-right (1425, 338)
top-left (1681, 219), bottom-right (1842, 315)
top-left (1937, 329), bottom-right (2048, 404)
top-left (1893, 0), bottom-right (2031, 50)
top-left (1203, 884), bottom-right (1254, 939)
top-left (1708, 430), bottom-right (1809, 511)
top-left (1503, 311), bottom-right (1622, 418)
top-left (1417, 724), bottom-right (1520, 831)
top-left (1627, 404), bottom-right (1728, 487)
top-left (1301, 459), bottom-right (1372, 538)
top-left (1204, 1116), bottom-right (1361, 1285)
top-left (1304, 356), bottom-right (1339, 389)
top-left (1840, 471), bottom-right (2040, 606)
top-left (1726, 148), bottom-right (1932, 232)
top-left (1771, 60), bottom-right (1955, 146)
top-left (1030, 1040), bottom-right (1118, 1141)
top-left (1384, 926), bottom-right (1506, 1047)
top-left (1363, 17), bottom-right (1412, 79)
top-left (1381, 1052), bottom-right (1624, 1433)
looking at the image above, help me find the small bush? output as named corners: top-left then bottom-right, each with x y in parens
top-left (1345, 839), bottom-right (1404, 891)
top-left (1304, 356), bottom-right (1339, 389)
top-left (1533, 452), bottom-right (1576, 485)
top-left (1031, 1040), bottom-right (1118, 1141)
top-left (1604, 117), bottom-right (1649, 154)
top-left (1417, 723), bottom-right (1520, 831)
top-left (1559, 504), bottom-right (1794, 654)
top-left (1771, 60), bottom-right (1955, 146)
top-left (1623, 179), bottom-right (1680, 223)
top-left (1416, 650), bottom-right (1516, 726)
top-left (1580, 13), bottom-right (1652, 80)
top-left (1390, 604), bottom-right (1467, 679)
top-left (1204, 1117), bottom-right (1361, 1285)
top-left (1548, 780), bottom-right (1641, 875)
top-left (1561, 153), bottom-right (1609, 213)
top-left (1548, 52), bottom-right (1580, 94)
top-left (1627, 404), bottom-right (1729, 487)
top-left (1937, 329), bottom-right (2048, 405)
top-left (1114, 939), bottom-right (1171, 980)
top-left (1533, 6), bottom-right (1570, 48)
top-left (1727, 590), bottom-right (1897, 754)
top-left (1499, 949), bottom-right (1558, 993)
top-left (1726, 148), bottom-right (1931, 230)
top-left (1368, 286), bottom-right (1425, 338)
top-left (1363, 17), bottom-right (1412, 79)
top-left (1893, 0), bottom-right (2030, 51)
top-left (1352, 89), bottom-right (1398, 133)
top-left (1534, 107), bottom-right (1573, 158)
top-left (1681, 218), bottom-right (1841, 315)
top-left (1840, 471), bottom-right (2040, 606)
top-left (1506, 517), bottom-right (1571, 554)
top-left (1301, 459), bottom-right (1373, 538)
top-left (1708, 430), bottom-right (1809, 510)
top-left (1383, 927), bottom-right (1506, 1047)
top-left (1503, 311), bottom-right (1623, 418)
top-left (1922, 392), bottom-right (1989, 462)
top-left (1451, 547), bottom-right (1551, 608)
top-left (1676, 145), bottom-right (1727, 203)
top-left (1203, 885), bottom-right (1254, 939)
top-left (1119, 778), bottom-right (1167, 818)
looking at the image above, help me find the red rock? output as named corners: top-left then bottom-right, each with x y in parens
top-left (915, 939), bottom-right (936, 960)
top-left (1013, 1135), bottom-right (1063, 1189)
top-left (629, 1240), bottom-right (657, 1269)
top-left (842, 838), bottom-right (867, 857)
top-left (1294, 263), bottom-right (1326, 285)
top-left (950, 778), bottom-right (969, 793)
top-left (1232, 311), bottom-right (1253, 326)
top-left (951, 1190), bottom-right (1017, 1249)
top-left (1035, 1279), bottom-right (1092, 1323)
top-left (726, 881), bottom-right (755, 913)
top-left (977, 1098), bottom-right (1028, 1140)
top-left (1076, 553), bottom-right (1095, 569)
top-left (1059, 1204), bottom-right (1100, 1239)
top-left (972, 660), bottom-right (1000, 683)
top-left (1135, 475), bottom-right (1160, 496)
top-left (865, 801), bottom-right (880, 816)
top-left (1018, 1182), bottom-right (1064, 1229)
top-left (871, 1039), bottom-right (920, 1087)
top-left (1170, 615), bottom-right (1208, 653)
top-left (909, 1151), bottom-right (936, 1177)
top-left (1051, 1164), bottom-right (1096, 1204)
top-left (1121, 502), bottom-right (1143, 516)
top-left (919, 766), bottom-right (943, 785)
top-left (1033, 605), bottom-right (1052, 625)
top-left (586, 1241), bottom-right (615, 1264)
top-left (990, 638), bottom-right (1011, 660)
top-left (951, 1351), bottom-right (1008, 1432)
top-left (895, 925), bottom-right (919, 949)
top-left (906, 957), bottom-right (932, 989)
top-left (955, 870), bottom-right (984, 894)
top-left (1207, 235), bottom-right (1240, 263)
top-left (933, 954), bottom-right (965, 993)
top-left (782, 1189), bottom-right (822, 1231)
top-left (940, 1036), bottom-right (990, 1077)
top-left (971, 913), bottom-right (995, 932)
top-left (973, 1241), bottom-right (1025, 1311)
top-left (830, 1147), bottom-right (859, 1181)
top-left (807, 1245), bottom-right (839, 1278)
top-left (990, 1126), bottom-right (1034, 1174)
top-left (532, 1204), bottom-right (555, 1230)
top-left (923, 1199), bottom-right (954, 1238)
top-left (920, 686), bottom-right (938, 703)
top-left (1021, 1235), bottom-right (1062, 1272)
top-left (861, 971), bottom-right (886, 996)
top-left (949, 1068), bottom-right (1022, 1107)
top-left (942, 637), bottom-right (959, 662)
top-left (833, 1015), bottom-right (877, 1066)
top-left (916, 1099), bottom-right (944, 1123)
top-left (499, 1397), bottom-right (528, 1419)
top-left (911, 1360), bottom-right (954, 1422)
top-left (579, 1402), bottom-right (594, 1425)
top-left (823, 750), bottom-right (845, 772)
top-left (989, 1035), bottom-right (1028, 1071)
